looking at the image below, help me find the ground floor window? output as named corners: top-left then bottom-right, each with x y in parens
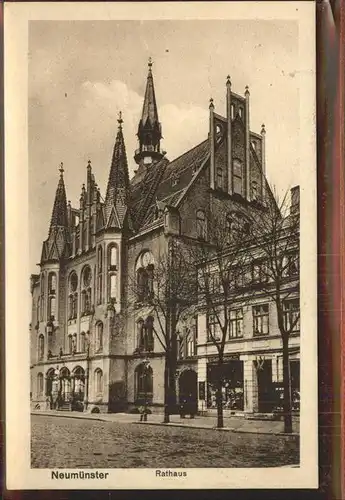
top-left (94, 368), bottom-right (103, 395)
top-left (135, 363), bottom-right (153, 404)
top-left (271, 358), bottom-right (300, 413)
top-left (207, 360), bottom-right (244, 410)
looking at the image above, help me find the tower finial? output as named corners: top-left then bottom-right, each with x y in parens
top-left (59, 162), bottom-right (64, 176)
top-left (148, 57), bottom-right (153, 69)
top-left (245, 85), bottom-right (250, 96)
top-left (226, 75), bottom-right (231, 86)
top-left (118, 111), bottom-right (123, 128)
top-left (209, 98), bottom-right (214, 110)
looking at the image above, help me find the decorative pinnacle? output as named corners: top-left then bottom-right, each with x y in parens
top-left (261, 123), bottom-right (266, 134)
top-left (59, 162), bottom-right (64, 176)
top-left (87, 159), bottom-right (92, 170)
top-left (148, 57), bottom-right (153, 69)
top-left (245, 85), bottom-right (250, 96)
top-left (209, 98), bottom-right (214, 110)
top-left (118, 111), bottom-right (123, 128)
top-left (226, 75), bottom-right (231, 86)
top-left (82, 183), bottom-right (86, 192)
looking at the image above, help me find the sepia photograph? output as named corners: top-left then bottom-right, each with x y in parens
top-left (5, 1), bottom-right (317, 490)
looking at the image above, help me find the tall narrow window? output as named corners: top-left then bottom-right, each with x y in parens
top-left (216, 168), bottom-right (224, 190)
top-left (253, 304), bottom-right (269, 336)
top-left (135, 251), bottom-right (155, 303)
top-left (38, 334), bottom-right (44, 360)
top-left (97, 246), bottom-right (103, 304)
top-left (229, 309), bottom-right (243, 338)
top-left (135, 364), bottom-right (153, 403)
top-left (48, 272), bottom-right (57, 320)
top-left (81, 266), bottom-right (92, 315)
top-left (80, 332), bottom-right (86, 353)
top-left (68, 272), bottom-right (78, 320)
top-left (283, 299), bottom-right (300, 332)
top-left (108, 274), bottom-right (117, 300)
top-left (196, 210), bottom-right (207, 240)
top-left (108, 244), bottom-right (118, 269)
top-left (96, 322), bottom-right (103, 352)
top-left (36, 297), bottom-right (40, 325)
top-left (233, 160), bottom-right (243, 196)
top-left (231, 104), bottom-right (235, 119)
top-left (37, 373), bottom-right (44, 396)
top-left (95, 369), bottom-right (103, 394)
top-left (68, 334), bottom-right (73, 354)
top-left (145, 317), bottom-right (154, 352)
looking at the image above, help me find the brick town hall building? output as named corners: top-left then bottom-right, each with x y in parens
top-left (30, 61), bottom-right (300, 415)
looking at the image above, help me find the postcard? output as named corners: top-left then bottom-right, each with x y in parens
top-left (4, 1), bottom-right (317, 490)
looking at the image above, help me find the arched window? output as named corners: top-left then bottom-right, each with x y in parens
top-left (136, 317), bottom-right (154, 352)
top-left (239, 106), bottom-right (244, 118)
top-left (135, 363), bottom-right (153, 403)
top-left (68, 272), bottom-right (78, 320)
top-left (96, 322), bottom-right (103, 352)
top-left (145, 316), bottom-right (154, 352)
top-left (196, 210), bottom-right (207, 240)
top-left (108, 244), bottom-right (118, 269)
top-left (73, 333), bottom-right (77, 353)
top-left (37, 373), bottom-right (44, 396)
top-left (80, 332), bottom-right (85, 353)
top-left (48, 272), bottom-right (57, 320)
top-left (97, 246), bottom-right (103, 305)
top-left (231, 104), bottom-right (235, 120)
top-left (233, 160), bottom-right (243, 196)
top-left (94, 368), bottom-right (103, 394)
top-left (216, 168), bottom-right (224, 190)
top-left (73, 366), bottom-right (85, 399)
top-left (135, 251), bottom-right (155, 303)
top-left (68, 334), bottom-right (73, 354)
top-left (81, 266), bottom-right (92, 315)
top-left (38, 334), bottom-right (44, 360)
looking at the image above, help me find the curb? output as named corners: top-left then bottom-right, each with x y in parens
top-left (31, 412), bottom-right (299, 437)
top-left (135, 421), bottom-right (299, 437)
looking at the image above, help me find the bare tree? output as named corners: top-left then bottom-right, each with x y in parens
top-left (246, 186), bottom-right (300, 434)
top-left (129, 237), bottom-right (196, 423)
top-left (189, 210), bottom-right (252, 429)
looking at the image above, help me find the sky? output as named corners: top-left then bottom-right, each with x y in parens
top-left (29, 19), bottom-right (299, 273)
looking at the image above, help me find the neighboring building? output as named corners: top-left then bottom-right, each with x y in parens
top-left (30, 61), bottom-right (299, 415)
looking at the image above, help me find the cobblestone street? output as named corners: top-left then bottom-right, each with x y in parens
top-left (31, 414), bottom-right (299, 468)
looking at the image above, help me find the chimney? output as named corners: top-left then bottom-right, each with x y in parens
top-left (226, 76), bottom-right (232, 194)
top-left (209, 98), bottom-right (215, 190)
top-left (290, 186), bottom-right (300, 215)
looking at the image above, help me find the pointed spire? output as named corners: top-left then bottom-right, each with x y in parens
top-left (141, 58), bottom-right (159, 128)
top-left (104, 115), bottom-right (130, 228)
top-left (135, 59), bottom-right (164, 165)
top-left (49, 162), bottom-right (68, 231)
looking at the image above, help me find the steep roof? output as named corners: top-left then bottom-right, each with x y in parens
top-left (129, 139), bottom-right (210, 231)
top-left (138, 59), bottom-right (160, 134)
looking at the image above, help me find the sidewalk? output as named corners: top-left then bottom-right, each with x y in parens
top-left (31, 410), bottom-right (299, 436)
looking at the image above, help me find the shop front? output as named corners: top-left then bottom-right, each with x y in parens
top-left (206, 355), bottom-right (244, 411)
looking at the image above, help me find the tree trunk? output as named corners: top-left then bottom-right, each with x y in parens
top-left (282, 335), bottom-right (292, 433)
top-left (163, 355), bottom-right (170, 423)
top-left (216, 366), bottom-right (224, 428)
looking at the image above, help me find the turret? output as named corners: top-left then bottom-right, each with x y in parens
top-left (134, 58), bottom-right (164, 166)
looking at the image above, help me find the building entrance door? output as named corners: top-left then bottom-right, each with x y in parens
top-left (257, 360), bottom-right (274, 413)
top-left (179, 370), bottom-right (197, 416)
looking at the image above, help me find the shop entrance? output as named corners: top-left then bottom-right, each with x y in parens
top-left (179, 370), bottom-right (197, 415)
top-left (257, 359), bottom-right (274, 413)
